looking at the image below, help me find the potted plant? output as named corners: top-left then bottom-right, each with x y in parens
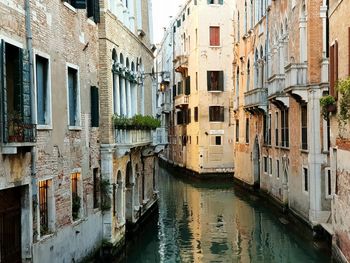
top-left (336, 77), bottom-right (350, 126)
top-left (320, 95), bottom-right (336, 120)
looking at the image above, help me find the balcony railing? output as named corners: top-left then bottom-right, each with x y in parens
top-left (244, 88), bottom-right (267, 109)
top-left (115, 129), bottom-right (152, 147)
top-left (285, 63), bottom-right (307, 90)
top-left (6, 118), bottom-right (36, 143)
top-left (174, 95), bottom-right (189, 108)
top-left (267, 74), bottom-right (285, 97)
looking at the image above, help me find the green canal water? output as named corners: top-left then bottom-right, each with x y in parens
top-left (122, 166), bottom-right (331, 263)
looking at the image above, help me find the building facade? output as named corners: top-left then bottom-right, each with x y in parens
top-left (159, 0), bottom-right (235, 176)
top-left (329, 0), bottom-right (350, 261)
top-left (99, 0), bottom-right (159, 251)
top-left (0, 0), bottom-right (102, 262)
top-left (233, 0), bottom-right (331, 227)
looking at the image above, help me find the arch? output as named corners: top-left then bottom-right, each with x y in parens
top-left (126, 57), bottom-right (130, 69)
top-left (119, 53), bottom-right (124, 65)
top-left (125, 162), bottom-right (134, 223)
top-left (116, 170), bottom-right (123, 222)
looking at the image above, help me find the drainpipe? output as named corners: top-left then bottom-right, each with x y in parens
top-left (25, 0), bottom-right (37, 255)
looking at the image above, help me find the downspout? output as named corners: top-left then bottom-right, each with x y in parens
top-left (25, 0), bottom-right (37, 250)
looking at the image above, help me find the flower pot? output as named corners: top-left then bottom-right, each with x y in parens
top-left (327, 104), bottom-right (337, 113)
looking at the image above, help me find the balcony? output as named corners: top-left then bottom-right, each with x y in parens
top-left (115, 129), bottom-right (152, 156)
top-left (267, 74), bottom-right (285, 98)
top-left (174, 54), bottom-right (188, 75)
top-left (244, 88), bottom-right (268, 113)
top-left (284, 63), bottom-right (308, 102)
top-left (162, 102), bottom-right (172, 113)
top-left (1, 118), bottom-right (36, 154)
top-left (174, 95), bottom-right (189, 109)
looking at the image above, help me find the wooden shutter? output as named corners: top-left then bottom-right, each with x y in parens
top-left (87, 0), bottom-right (99, 23)
top-left (207, 71), bottom-right (211, 90)
top-left (185, 76), bottom-right (191, 95)
top-left (72, 0), bottom-right (86, 9)
top-left (21, 49), bottom-right (32, 126)
top-left (90, 86), bottom-right (99, 127)
top-left (187, 108), bottom-right (191, 124)
top-left (0, 40), bottom-right (7, 143)
top-left (210, 27), bottom-right (220, 46)
top-left (218, 71), bottom-right (224, 91)
top-left (329, 44), bottom-right (335, 97)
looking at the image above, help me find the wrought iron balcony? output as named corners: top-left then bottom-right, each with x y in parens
top-left (244, 88), bottom-right (268, 112)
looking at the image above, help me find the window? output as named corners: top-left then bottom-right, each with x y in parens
top-left (185, 76), bottom-right (191, 95)
top-left (208, 0), bottom-right (223, 4)
top-left (187, 8), bottom-right (190, 15)
top-left (246, 60), bottom-right (250, 91)
top-left (275, 112), bottom-right (279, 146)
top-left (177, 111), bottom-right (184, 125)
top-left (325, 168), bottom-right (332, 198)
top-left (281, 108), bottom-right (289, 147)
top-left (303, 167), bottom-right (309, 193)
top-left (87, 0), bottom-right (100, 23)
top-left (71, 173), bottom-right (81, 221)
top-left (64, 0), bottom-right (86, 9)
top-left (209, 106), bottom-right (224, 122)
top-left (276, 160), bottom-right (280, 178)
top-left (263, 114), bottom-right (268, 144)
top-left (210, 26), bottom-right (220, 46)
top-left (215, 136), bottom-right (222, 145)
top-left (173, 26), bottom-right (176, 33)
top-left (67, 66), bottom-right (80, 127)
top-left (91, 86), bottom-right (99, 127)
top-left (194, 107), bottom-right (198, 122)
top-left (177, 19), bottom-right (181, 28)
top-left (93, 168), bottom-right (99, 209)
top-left (39, 180), bottom-right (50, 235)
top-left (177, 81), bottom-right (183, 95)
top-left (1, 41), bottom-right (34, 143)
top-left (269, 157), bottom-right (273, 175)
top-left (329, 42), bottom-right (338, 98)
top-left (182, 13), bottom-right (185, 22)
top-left (263, 157), bottom-right (268, 173)
top-left (195, 72), bottom-right (198, 90)
top-left (236, 120), bottom-right (239, 142)
top-left (194, 0), bottom-right (197, 5)
top-left (268, 113), bottom-right (271, 145)
top-left (207, 71), bottom-right (224, 91)
top-left (196, 136), bottom-right (199, 145)
top-left (36, 55), bottom-right (51, 127)
top-left (236, 67), bottom-right (240, 95)
top-left (301, 105), bottom-right (308, 150)
top-left (245, 118), bottom-right (249, 143)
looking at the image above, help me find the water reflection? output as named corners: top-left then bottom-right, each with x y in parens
top-left (124, 167), bottom-right (330, 263)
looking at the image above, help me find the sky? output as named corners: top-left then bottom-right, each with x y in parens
top-left (152, 0), bottom-right (184, 44)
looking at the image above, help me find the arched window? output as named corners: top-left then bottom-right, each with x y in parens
top-left (120, 53), bottom-right (124, 65)
top-left (126, 58), bottom-right (130, 69)
top-left (254, 49), bottom-right (259, 88)
top-left (112, 49), bottom-right (118, 62)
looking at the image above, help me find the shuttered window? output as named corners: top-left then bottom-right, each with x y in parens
top-left (90, 86), bottom-right (99, 127)
top-left (329, 41), bottom-right (338, 98)
top-left (281, 108), bottom-right (289, 148)
top-left (87, 0), bottom-right (100, 23)
top-left (301, 105), bottom-right (308, 150)
top-left (65, 0), bottom-right (87, 9)
top-left (245, 118), bottom-right (249, 143)
top-left (210, 26), bottom-right (220, 46)
top-left (207, 71), bottom-right (224, 91)
top-left (209, 106), bottom-right (224, 122)
top-left (194, 107), bottom-right (198, 122)
top-left (67, 67), bottom-right (80, 127)
top-left (185, 76), bottom-right (191, 95)
top-left (177, 81), bottom-right (183, 95)
top-left (36, 55), bottom-right (50, 126)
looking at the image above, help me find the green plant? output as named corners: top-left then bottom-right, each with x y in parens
top-left (337, 77), bottom-right (350, 126)
top-left (320, 95), bottom-right (336, 120)
top-left (100, 179), bottom-right (111, 211)
top-left (72, 195), bottom-right (81, 221)
top-left (112, 114), bottom-right (161, 130)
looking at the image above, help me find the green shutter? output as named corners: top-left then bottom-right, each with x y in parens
top-left (185, 76), bottom-right (191, 95)
top-left (219, 0), bottom-right (223, 4)
top-left (91, 86), bottom-right (99, 127)
top-left (218, 71), bottom-right (224, 91)
top-left (21, 48), bottom-right (31, 125)
top-left (93, 0), bottom-right (100, 23)
top-left (207, 71), bottom-right (211, 91)
top-left (0, 40), bottom-right (7, 143)
top-left (73, 0), bottom-right (86, 9)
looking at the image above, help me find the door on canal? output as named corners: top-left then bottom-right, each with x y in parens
top-left (253, 136), bottom-right (260, 189)
top-left (0, 187), bottom-right (22, 263)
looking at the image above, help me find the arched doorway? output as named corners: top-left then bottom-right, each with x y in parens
top-left (116, 170), bottom-right (124, 223)
top-left (125, 162), bottom-right (134, 223)
top-left (253, 136), bottom-right (260, 189)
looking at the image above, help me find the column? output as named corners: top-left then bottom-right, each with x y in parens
top-left (113, 74), bottom-right (121, 115)
top-left (320, 3), bottom-right (329, 83)
top-left (126, 79), bottom-right (132, 117)
top-left (141, 82), bottom-right (145, 115)
top-left (131, 83), bottom-right (137, 116)
top-left (299, 18), bottom-right (307, 63)
top-left (120, 76), bottom-right (127, 116)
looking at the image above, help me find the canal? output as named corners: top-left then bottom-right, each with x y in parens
top-left (122, 166), bottom-right (331, 263)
